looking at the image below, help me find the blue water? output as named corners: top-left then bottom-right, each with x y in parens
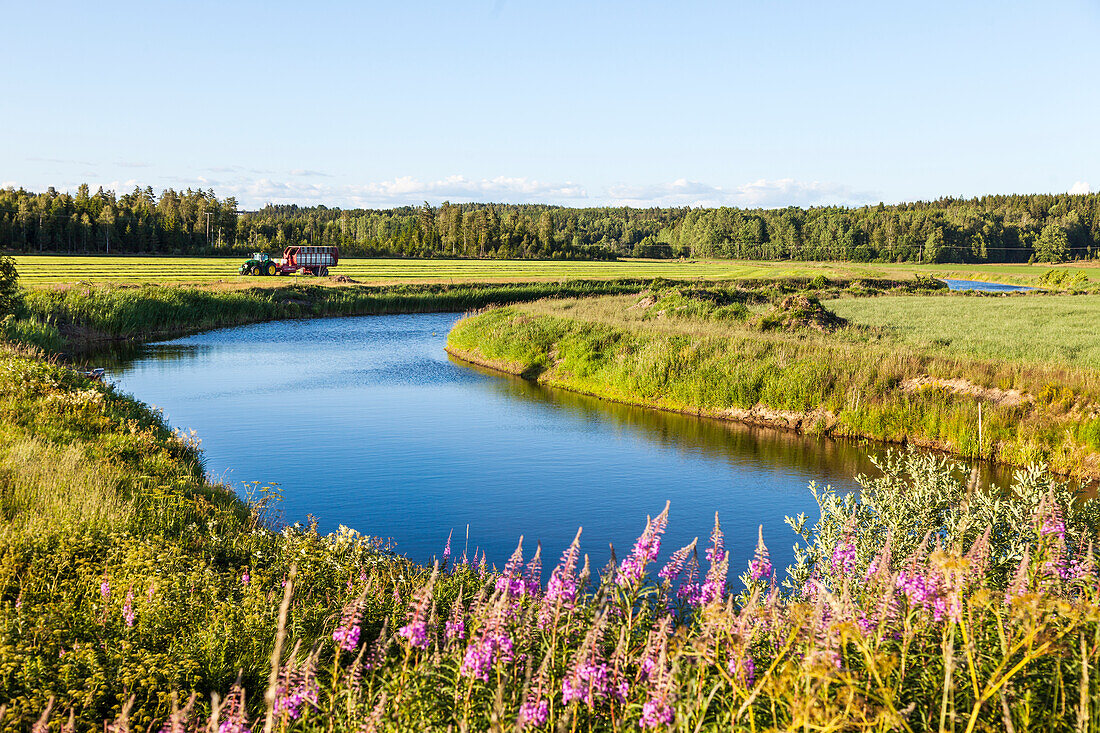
top-left (942, 278), bottom-right (1035, 292)
top-left (107, 314), bottom-right (991, 578)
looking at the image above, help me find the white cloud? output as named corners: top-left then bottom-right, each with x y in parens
top-left (1069, 181), bottom-right (1090, 195)
top-left (607, 177), bottom-right (879, 209)
top-left (210, 175), bottom-right (589, 208)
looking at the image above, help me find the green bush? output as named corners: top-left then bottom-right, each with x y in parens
top-left (0, 255), bottom-right (21, 317)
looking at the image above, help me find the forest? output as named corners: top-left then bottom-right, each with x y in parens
top-left (2, 183), bottom-right (1098, 263)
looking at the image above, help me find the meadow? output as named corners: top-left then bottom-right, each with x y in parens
top-left (447, 285), bottom-right (1100, 478)
top-left (829, 295), bottom-right (1100, 369)
top-left (10, 254), bottom-right (1100, 287)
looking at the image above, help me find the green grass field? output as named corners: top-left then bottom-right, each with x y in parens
top-left (830, 294), bottom-right (1100, 369)
top-left (9, 254), bottom-right (1099, 286)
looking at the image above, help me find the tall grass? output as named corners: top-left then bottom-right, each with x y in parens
top-left (447, 297), bottom-right (1100, 478)
top-left (13, 280), bottom-right (655, 351)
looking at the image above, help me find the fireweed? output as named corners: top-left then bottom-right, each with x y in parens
top-left (17, 452), bottom-right (1100, 731)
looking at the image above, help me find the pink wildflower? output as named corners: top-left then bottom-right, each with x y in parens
top-left (658, 539), bottom-right (695, 584)
top-left (831, 537), bottom-right (857, 576)
top-left (217, 684), bottom-right (249, 733)
top-left (333, 598), bottom-right (365, 652)
top-left (676, 553), bottom-right (702, 607)
top-left (495, 539), bottom-right (528, 597)
top-left (122, 588), bottom-right (135, 628)
top-left (445, 597), bottom-right (466, 642)
top-left (539, 529), bottom-right (582, 628)
top-left (617, 502), bottom-right (670, 588)
top-left (700, 513), bottom-right (727, 604)
top-left (748, 525), bottom-right (772, 581)
top-left (640, 699), bottom-right (674, 728)
top-left (397, 572), bottom-right (437, 651)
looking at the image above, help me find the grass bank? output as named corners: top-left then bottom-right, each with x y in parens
top-left (3, 279), bottom-right (656, 353)
top-left (447, 286), bottom-right (1100, 478)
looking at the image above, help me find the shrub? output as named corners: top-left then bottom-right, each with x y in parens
top-left (0, 254), bottom-right (21, 316)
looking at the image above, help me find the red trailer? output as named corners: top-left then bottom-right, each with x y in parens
top-left (277, 245), bottom-right (339, 276)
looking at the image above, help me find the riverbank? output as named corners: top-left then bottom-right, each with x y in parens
top-left (446, 287), bottom-right (1100, 479)
top-left (2, 279), bottom-right (655, 354)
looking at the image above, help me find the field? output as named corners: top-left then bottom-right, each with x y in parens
top-left (9, 254), bottom-right (1100, 287)
top-left (830, 294), bottom-right (1100, 369)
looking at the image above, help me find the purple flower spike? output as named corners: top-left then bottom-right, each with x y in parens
top-left (832, 537), bottom-right (857, 576)
top-left (397, 573), bottom-right (437, 651)
top-left (618, 502), bottom-right (670, 589)
top-left (705, 512), bottom-right (726, 564)
top-left (748, 525), bottom-right (773, 581)
top-left (540, 529), bottom-right (582, 628)
top-left (122, 588), bottom-right (135, 628)
top-left (518, 697), bottom-right (548, 728)
top-left (495, 538), bottom-right (527, 597)
top-left (640, 699), bottom-right (674, 729)
top-left (658, 539), bottom-right (696, 584)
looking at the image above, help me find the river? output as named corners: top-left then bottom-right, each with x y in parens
top-left (108, 313), bottom-right (1011, 577)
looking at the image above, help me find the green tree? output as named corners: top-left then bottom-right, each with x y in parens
top-left (1034, 222), bottom-right (1070, 263)
top-left (0, 255), bottom-right (22, 316)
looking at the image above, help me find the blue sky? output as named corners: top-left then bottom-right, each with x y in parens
top-left (1, 0), bottom-right (1097, 209)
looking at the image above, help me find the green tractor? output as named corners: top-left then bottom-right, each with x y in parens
top-left (239, 252), bottom-right (279, 277)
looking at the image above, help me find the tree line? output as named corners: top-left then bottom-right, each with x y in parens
top-left (2, 184), bottom-right (1098, 263)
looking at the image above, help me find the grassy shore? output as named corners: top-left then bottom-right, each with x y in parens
top-left (447, 286), bottom-right (1100, 478)
top-left (1, 279), bottom-right (653, 353)
top-left (11, 253), bottom-right (1100, 287)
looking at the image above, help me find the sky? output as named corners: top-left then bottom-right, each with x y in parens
top-left (1, 0), bottom-right (1098, 210)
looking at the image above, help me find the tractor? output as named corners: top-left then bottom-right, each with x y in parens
top-left (239, 252), bottom-right (279, 276)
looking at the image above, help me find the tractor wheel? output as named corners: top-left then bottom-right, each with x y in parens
top-left (250, 265), bottom-right (260, 276)
top-left (266, 263), bottom-right (277, 276)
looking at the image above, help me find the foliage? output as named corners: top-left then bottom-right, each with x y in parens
top-left (785, 451), bottom-right (1100, 592)
top-left (11, 280), bottom-right (650, 348)
top-left (17, 439), bottom-right (1100, 731)
top-left (1038, 267), bottom-right (1092, 291)
top-left (1034, 222), bottom-right (1071, 263)
top-left (0, 255), bottom-right (21, 317)
top-left (4, 184), bottom-right (1100, 263)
